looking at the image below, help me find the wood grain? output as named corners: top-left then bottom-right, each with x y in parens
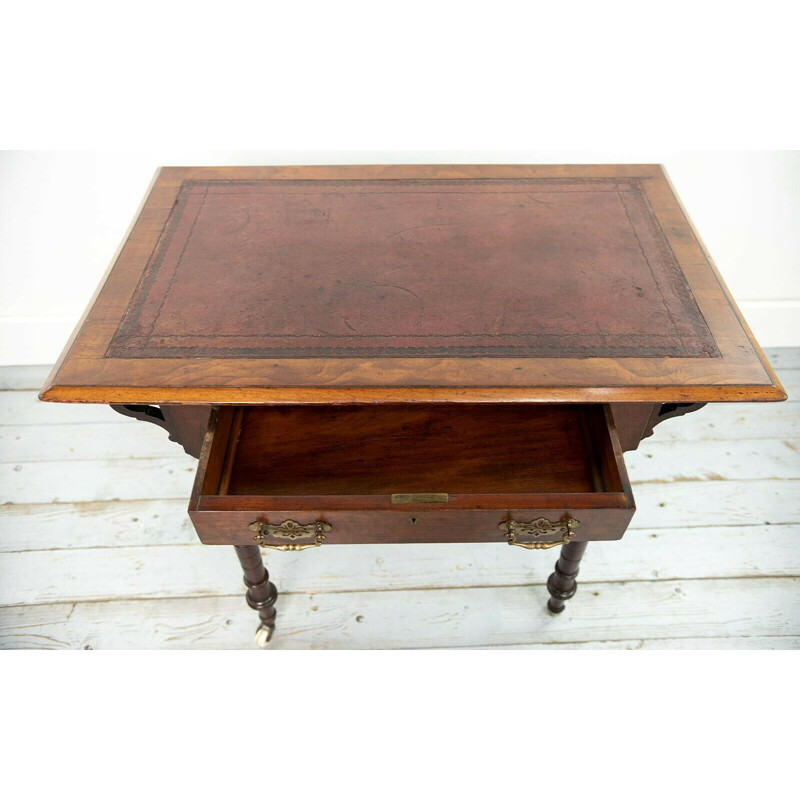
top-left (1, 578), bottom-right (797, 649)
top-left (227, 404), bottom-right (606, 495)
top-left (189, 404), bottom-right (635, 545)
top-left (3, 523), bottom-right (800, 606)
top-left (0, 457), bottom-right (196, 504)
top-left (3, 473), bottom-right (797, 554)
top-left (39, 164), bottom-right (784, 405)
top-left (0, 422), bottom-right (185, 462)
top-left (0, 499), bottom-right (196, 552)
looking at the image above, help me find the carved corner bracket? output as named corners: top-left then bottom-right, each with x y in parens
top-left (110, 404), bottom-right (209, 458)
top-left (642, 402), bottom-right (707, 442)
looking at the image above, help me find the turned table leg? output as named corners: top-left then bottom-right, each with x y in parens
top-left (546, 540), bottom-right (589, 614)
top-left (234, 545), bottom-right (278, 648)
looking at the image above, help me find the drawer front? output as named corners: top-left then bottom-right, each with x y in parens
top-left (189, 506), bottom-right (635, 547)
top-left (189, 403), bottom-right (636, 548)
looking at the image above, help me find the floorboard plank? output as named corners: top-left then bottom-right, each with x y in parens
top-left (0, 457), bottom-right (197, 504)
top-left (765, 348), bottom-right (800, 371)
top-left (0, 366), bottom-right (52, 391)
top-left (633, 480), bottom-right (800, 528)
top-left (0, 500), bottom-right (196, 552)
top-left (2, 522), bottom-right (799, 606)
top-left (460, 636), bottom-right (800, 650)
top-left (0, 422), bottom-right (184, 462)
top-left (643, 402), bottom-right (799, 443)
top-left (3, 460), bottom-right (798, 513)
top-left (5, 420), bottom-right (799, 485)
top-left (1, 577), bottom-right (797, 649)
top-left (626, 439), bottom-right (800, 482)
top-left (2, 478), bottom-right (797, 553)
top-left (1, 392), bottom-right (131, 425)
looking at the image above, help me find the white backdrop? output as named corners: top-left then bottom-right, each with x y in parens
top-left (1, 150), bottom-right (798, 365)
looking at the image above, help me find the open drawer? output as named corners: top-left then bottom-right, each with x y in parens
top-left (189, 404), bottom-right (635, 550)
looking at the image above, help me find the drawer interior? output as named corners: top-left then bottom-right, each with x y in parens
top-left (198, 404), bottom-right (629, 503)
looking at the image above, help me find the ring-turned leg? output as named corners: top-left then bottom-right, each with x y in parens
top-left (546, 540), bottom-right (588, 614)
top-left (234, 545), bottom-right (278, 648)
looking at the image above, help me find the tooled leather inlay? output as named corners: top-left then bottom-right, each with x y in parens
top-left (107, 178), bottom-right (719, 359)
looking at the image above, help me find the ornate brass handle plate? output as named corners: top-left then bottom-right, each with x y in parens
top-left (249, 519), bottom-right (331, 551)
top-left (499, 517), bottom-right (580, 550)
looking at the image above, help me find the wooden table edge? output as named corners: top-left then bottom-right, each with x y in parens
top-left (39, 164), bottom-right (787, 407)
top-left (39, 382), bottom-right (787, 405)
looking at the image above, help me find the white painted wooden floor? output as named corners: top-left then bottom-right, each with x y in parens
top-left (1, 350), bottom-right (798, 649)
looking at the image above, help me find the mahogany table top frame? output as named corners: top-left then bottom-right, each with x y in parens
top-left (40, 164), bottom-right (785, 406)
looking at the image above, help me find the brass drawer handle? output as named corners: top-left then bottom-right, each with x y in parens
top-left (499, 517), bottom-right (579, 550)
top-left (249, 519), bottom-right (331, 551)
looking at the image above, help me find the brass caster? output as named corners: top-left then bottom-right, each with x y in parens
top-left (255, 625), bottom-right (274, 649)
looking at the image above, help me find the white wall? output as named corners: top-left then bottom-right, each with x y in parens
top-left (1, 150), bottom-right (798, 365)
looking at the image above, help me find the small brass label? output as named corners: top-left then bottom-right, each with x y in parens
top-left (391, 493), bottom-right (449, 504)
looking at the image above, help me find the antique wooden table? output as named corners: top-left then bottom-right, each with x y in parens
top-left (41, 165), bottom-right (786, 647)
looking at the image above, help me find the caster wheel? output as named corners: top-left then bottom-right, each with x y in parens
top-left (255, 625), bottom-right (274, 648)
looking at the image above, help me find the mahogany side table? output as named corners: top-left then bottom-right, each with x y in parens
top-left (40, 165), bottom-right (786, 648)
